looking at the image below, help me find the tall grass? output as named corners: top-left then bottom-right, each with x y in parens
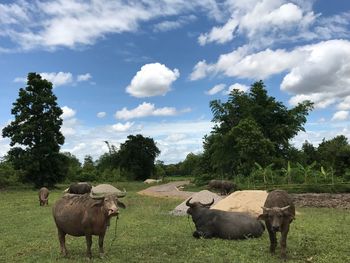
top-left (0, 182), bottom-right (349, 262)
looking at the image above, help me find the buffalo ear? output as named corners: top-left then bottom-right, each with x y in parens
top-left (257, 214), bottom-right (267, 220)
top-left (117, 200), bottom-right (126, 209)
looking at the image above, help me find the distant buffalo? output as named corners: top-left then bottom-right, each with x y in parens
top-left (208, 180), bottom-right (235, 195)
top-left (258, 190), bottom-right (295, 260)
top-left (39, 187), bottom-right (49, 206)
top-left (186, 198), bottom-right (265, 240)
top-left (66, 182), bottom-right (92, 194)
top-left (53, 193), bottom-right (126, 259)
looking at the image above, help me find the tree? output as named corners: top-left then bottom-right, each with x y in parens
top-left (205, 81), bottom-right (313, 176)
top-left (2, 73), bottom-right (65, 187)
top-left (118, 134), bottom-right (160, 180)
top-left (79, 155), bottom-right (97, 182)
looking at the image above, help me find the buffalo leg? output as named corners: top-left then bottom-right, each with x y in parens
top-left (85, 234), bottom-right (92, 259)
top-left (266, 223), bottom-right (277, 254)
top-left (98, 233), bottom-right (105, 257)
top-left (280, 225), bottom-right (290, 260)
top-left (58, 229), bottom-right (67, 256)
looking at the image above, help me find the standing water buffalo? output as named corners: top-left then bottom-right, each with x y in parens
top-left (258, 190), bottom-right (295, 260)
top-left (186, 198), bottom-right (265, 239)
top-left (52, 193), bottom-right (126, 258)
top-left (66, 182), bottom-right (92, 194)
top-left (39, 187), bottom-right (49, 206)
top-left (207, 180), bottom-right (235, 195)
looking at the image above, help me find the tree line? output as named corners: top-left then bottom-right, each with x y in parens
top-left (1, 73), bottom-right (349, 188)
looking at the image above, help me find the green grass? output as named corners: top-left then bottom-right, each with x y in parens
top-left (0, 182), bottom-right (349, 262)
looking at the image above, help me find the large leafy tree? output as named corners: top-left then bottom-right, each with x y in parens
top-left (205, 80), bottom-right (313, 176)
top-left (118, 134), bottom-right (160, 180)
top-left (2, 73), bottom-right (65, 187)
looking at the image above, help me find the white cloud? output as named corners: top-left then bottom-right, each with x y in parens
top-left (153, 15), bottom-right (196, 32)
top-left (205, 84), bottom-right (226, 95)
top-left (126, 63), bottom-right (179, 98)
top-left (332, 111), bottom-right (349, 121)
top-left (13, 77), bottom-right (26, 83)
top-left (198, 0), bottom-right (316, 46)
top-left (77, 73), bottom-right (92, 82)
top-left (40, 72), bottom-right (73, 87)
top-left (115, 102), bottom-right (179, 120)
top-left (337, 96), bottom-right (350, 111)
top-left (112, 122), bottom-right (134, 132)
top-left (61, 106), bottom-right (76, 119)
top-left (97, 112), bottom-right (106, 118)
top-left (224, 83), bottom-right (249, 94)
top-left (0, 0), bottom-right (222, 51)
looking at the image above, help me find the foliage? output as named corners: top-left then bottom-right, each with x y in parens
top-left (2, 73), bottom-right (65, 187)
top-left (0, 185), bottom-right (349, 262)
top-left (0, 158), bottom-right (24, 187)
top-left (78, 155), bottom-right (97, 182)
top-left (204, 81), bottom-right (313, 176)
top-left (119, 134), bottom-right (160, 180)
top-left (62, 152), bottom-right (82, 182)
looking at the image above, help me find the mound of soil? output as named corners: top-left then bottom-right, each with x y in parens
top-left (211, 190), bottom-right (268, 217)
top-left (291, 193), bottom-right (350, 209)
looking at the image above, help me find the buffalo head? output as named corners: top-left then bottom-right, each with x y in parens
top-left (91, 194), bottom-right (125, 217)
top-left (258, 205), bottom-right (294, 232)
top-left (186, 197), bottom-right (214, 215)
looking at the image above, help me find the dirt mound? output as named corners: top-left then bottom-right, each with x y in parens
top-left (292, 193), bottom-right (350, 209)
top-left (170, 190), bottom-right (223, 216)
top-left (138, 181), bottom-right (193, 199)
top-left (211, 190), bottom-right (268, 217)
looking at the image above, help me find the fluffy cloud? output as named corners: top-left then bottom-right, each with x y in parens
top-left (97, 112), bottom-right (106, 118)
top-left (224, 83), bottom-right (249, 95)
top-left (191, 39), bottom-right (350, 110)
top-left (126, 63), bottom-right (179, 98)
top-left (153, 15), bottom-right (196, 32)
top-left (282, 40), bottom-right (350, 108)
top-left (115, 102), bottom-right (179, 120)
top-left (205, 84), bottom-right (226, 95)
top-left (13, 72), bottom-right (92, 87)
top-left (61, 106), bottom-right (76, 119)
top-left (40, 72), bottom-right (73, 87)
top-left (332, 111), bottom-right (349, 121)
top-left (198, 0), bottom-right (315, 46)
top-left (0, 0), bottom-right (222, 51)
top-left (112, 122), bottom-right (134, 132)
top-left (77, 73), bottom-right (92, 82)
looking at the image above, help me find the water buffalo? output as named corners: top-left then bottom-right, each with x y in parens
top-left (258, 190), bottom-right (295, 260)
top-left (208, 180), bottom-right (235, 195)
top-left (186, 198), bottom-right (265, 239)
top-left (52, 193), bottom-right (126, 258)
top-left (66, 182), bottom-right (92, 194)
top-left (39, 187), bottom-right (49, 206)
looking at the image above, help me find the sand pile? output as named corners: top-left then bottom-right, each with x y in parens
top-left (170, 190), bottom-right (222, 216)
top-left (211, 190), bottom-right (268, 217)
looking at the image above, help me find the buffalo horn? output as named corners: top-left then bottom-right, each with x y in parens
top-left (261, 206), bottom-right (271, 211)
top-left (201, 198), bottom-right (214, 207)
top-left (280, 205), bottom-right (290, 211)
top-left (116, 188), bottom-right (127, 198)
top-left (186, 197), bottom-right (193, 207)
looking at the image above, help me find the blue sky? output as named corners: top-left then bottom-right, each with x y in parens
top-left (1, 0), bottom-right (350, 164)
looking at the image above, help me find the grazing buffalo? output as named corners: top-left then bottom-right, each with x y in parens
top-left (258, 190), bottom-right (295, 260)
top-left (52, 193), bottom-right (126, 258)
top-left (208, 180), bottom-right (235, 195)
top-left (39, 187), bottom-right (49, 206)
top-left (67, 182), bottom-right (92, 194)
top-left (186, 198), bottom-right (265, 239)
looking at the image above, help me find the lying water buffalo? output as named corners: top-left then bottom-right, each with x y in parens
top-left (52, 193), bottom-right (126, 258)
top-left (258, 190), bottom-right (295, 260)
top-left (186, 198), bottom-right (265, 239)
top-left (39, 187), bottom-right (49, 206)
top-left (207, 179), bottom-right (235, 195)
top-left (67, 182), bottom-right (92, 194)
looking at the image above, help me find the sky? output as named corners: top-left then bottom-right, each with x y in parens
top-left (1, 0), bottom-right (350, 164)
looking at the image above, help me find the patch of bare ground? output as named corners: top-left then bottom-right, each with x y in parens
top-left (291, 193), bottom-right (350, 209)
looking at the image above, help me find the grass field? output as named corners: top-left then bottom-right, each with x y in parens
top-left (0, 182), bottom-right (349, 263)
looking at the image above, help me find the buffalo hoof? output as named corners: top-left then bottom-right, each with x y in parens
top-left (193, 231), bottom-right (201, 238)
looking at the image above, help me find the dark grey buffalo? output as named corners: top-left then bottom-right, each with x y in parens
top-left (52, 193), bottom-right (126, 258)
top-left (67, 182), bottom-right (92, 194)
top-left (258, 190), bottom-right (295, 260)
top-left (39, 187), bottom-right (49, 206)
top-left (207, 180), bottom-right (235, 195)
top-left (186, 198), bottom-right (265, 239)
